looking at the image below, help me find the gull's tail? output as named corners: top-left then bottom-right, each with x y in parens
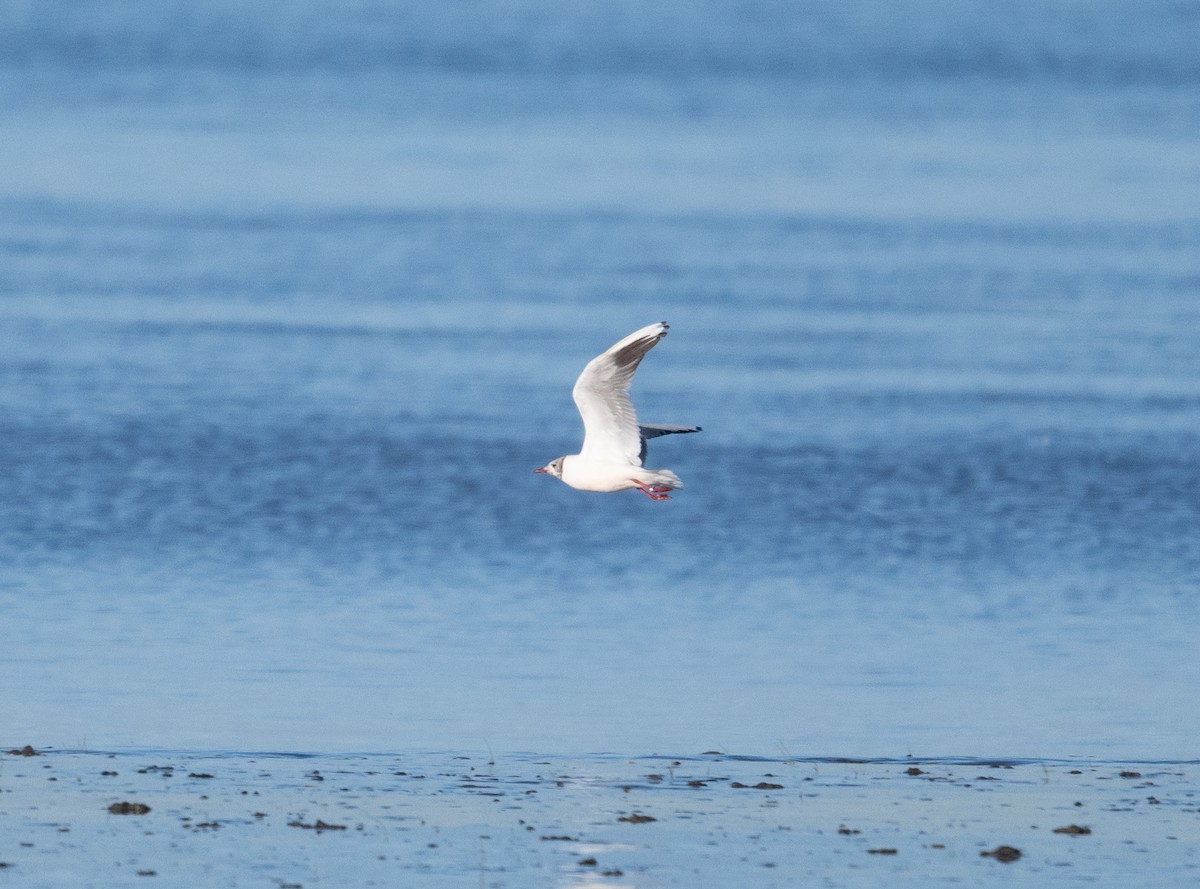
top-left (642, 468), bottom-right (683, 489)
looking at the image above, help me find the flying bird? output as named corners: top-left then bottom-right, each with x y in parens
top-left (535, 322), bottom-right (700, 500)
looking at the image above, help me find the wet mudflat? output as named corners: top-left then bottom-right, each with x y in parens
top-left (2, 748), bottom-right (1196, 888)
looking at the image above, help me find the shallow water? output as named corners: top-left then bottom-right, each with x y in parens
top-left (2, 1), bottom-right (1199, 761)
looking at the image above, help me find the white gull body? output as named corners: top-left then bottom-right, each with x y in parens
top-left (535, 322), bottom-right (700, 501)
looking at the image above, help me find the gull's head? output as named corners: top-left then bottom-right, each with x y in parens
top-left (534, 457), bottom-right (565, 479)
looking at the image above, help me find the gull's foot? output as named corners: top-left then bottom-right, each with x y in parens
top-left (632, 481), bottom-right (672, 501)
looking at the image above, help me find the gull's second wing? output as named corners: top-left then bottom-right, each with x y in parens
top-left (572, 322), bottom-right (669, 465)
top-left (637, 423), bottom-right (702, 463)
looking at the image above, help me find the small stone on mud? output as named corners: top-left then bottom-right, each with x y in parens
top-left (1053, 824), bottom-right (1092, 835)
top-left (905, 767), bottom-right (925, 776)
top-left (867, 848), bottom-right (897, 855)
top-left (578, 857), bottom-right (597, 866)
top-left (618, 813), bottom-right (656, 823)
top-left (981, 845), bottom-right (1022, 862)
top-left (7, 745), bottom-right (39, 756)
top-left (108, 802), bottom-right (151, 815)
top-left (287, 819), bottom-right (346, 831)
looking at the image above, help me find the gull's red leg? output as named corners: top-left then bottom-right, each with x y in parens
top-left (631, 480), bottom-right (671, 501)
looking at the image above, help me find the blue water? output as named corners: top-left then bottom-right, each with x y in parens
top-left (2, 1), bottom-right (1198, 759)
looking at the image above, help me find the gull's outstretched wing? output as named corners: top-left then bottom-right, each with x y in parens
top-left (637, 423), bottom-right (702, 463)
top-left (572, 322), bottom-right (669, 466)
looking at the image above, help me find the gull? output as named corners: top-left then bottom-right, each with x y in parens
top-left (535, 322), bottom-right (700, 500)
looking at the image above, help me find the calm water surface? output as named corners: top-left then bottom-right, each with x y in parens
top-left (1, 1), bottom-right (1198, 759)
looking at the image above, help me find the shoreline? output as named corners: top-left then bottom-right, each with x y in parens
top-left (3, 746), bottom-right (1195, 887)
